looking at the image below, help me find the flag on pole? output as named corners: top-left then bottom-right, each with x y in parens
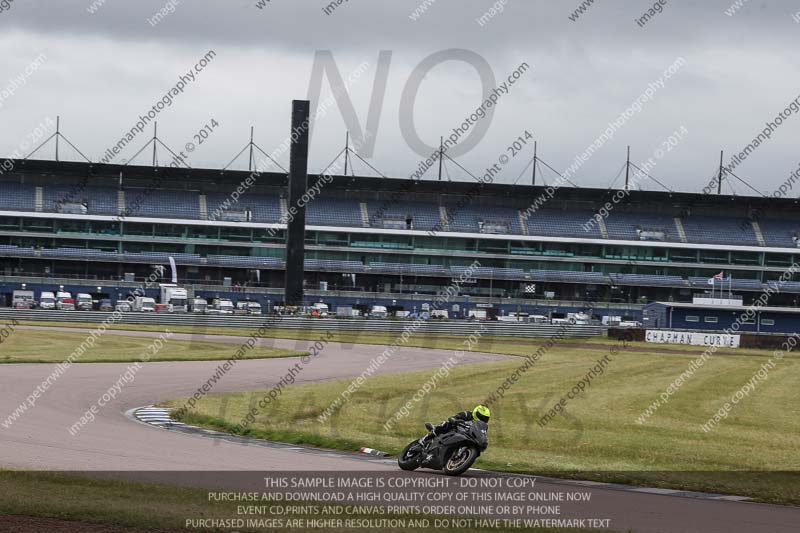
top-left (707, 271), bottom-right (723, 284)
top-left (168, 256), bottom-right (177, 283)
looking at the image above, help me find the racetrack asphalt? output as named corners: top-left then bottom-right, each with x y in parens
top-left (1, 330), bottom-right (798, 533)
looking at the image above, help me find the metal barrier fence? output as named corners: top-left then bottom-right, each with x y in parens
top-left (0, 309), bottom-right (606, 338)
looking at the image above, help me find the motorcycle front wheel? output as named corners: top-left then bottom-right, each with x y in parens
top-left (443, 445), bottom-right (478, 476)
top-left (398, 441), bottom-right (423, 471)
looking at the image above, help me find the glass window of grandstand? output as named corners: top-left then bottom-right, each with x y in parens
top-left (215, 246), bottom-right (249, 257)
top-left (704, 316), bottom-right (719, 323)
top-left (0, 216), bottom-right (18, 230)
top-left (316, 232), bottom-right (349, 246)
top-left (413, 236), bottom-right (473, 252)
top-left (49, 238), bottom-right (92, 251)
top-left (577, 243), bottom-right (603, 258)
top-left (382, 235), bottom-right (414, 250)
top-left (123, 222), bottom-right (155, 237)
top-left (153, 224), bottom-right (185, 238)
top-left (349, 234), bottom-right (414, 250)
top-left (604, 245), bottom-right (661, 262)
top-left (669, 248), bottom-right (698, 263)
top-left (699, 250), bottom-right (728, 264)
top-left (542, 243), bottom-right (577, 258)
top-left (761, 318), bottom-right (775, 326)
top-left (21, 218), bottom-right (54, 233)
top-left (730, 251), bottom-right (759, 265)
top-left (510, 241), bottom-right (540, 256)
top-left (667, 267), bottom-right (694, 279)
top-left (686, 315), bottom-right (700, 322)
top-left (89, 240), bottom-right (119, 253)
top-left (53, 219), bottom-right (90, 234)
top-left (121, 242), bottom-right (146, 253)
top-left (477, 238), bottom-right (509, 254)
top-left (248, 247), bottom-right (282, 258)
top-left (153, 243), bottom-right (184, 253)
top-left (765, 253), bottom-right (794, 267)
top-left (186, 225), bottom-right (218, 240)
top-left (253, 227), bottom-right (284, 243)
top-left (219, 226), bottom-right (253, 242)
top-left (90, 221), bottom-right (121, 236)
top-left (733, 270), bottom-right (762, 282)
top-left (763, 270), bottom-right (798, 284)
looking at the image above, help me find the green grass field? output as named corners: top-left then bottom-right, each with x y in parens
top-left (0, 470), bottom-right (597, 532)
top-left (165, 337), bottom-right (800, 505)
top-left (0, 328), bottom-right (303, 363)
top-left (11, 319), bottom-right (781, 358)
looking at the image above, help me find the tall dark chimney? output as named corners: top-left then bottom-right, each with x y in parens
top-left (284, 100), bottom-right (310, 306)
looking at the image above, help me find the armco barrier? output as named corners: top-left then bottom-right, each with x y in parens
top-left (0, 309), bottom-right (606, 338)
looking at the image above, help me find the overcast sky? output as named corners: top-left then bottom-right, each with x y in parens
top-left (1, 0), bottom-right (798, 196)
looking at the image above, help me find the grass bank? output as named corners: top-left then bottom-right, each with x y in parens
top-left (0, 328), bottom-right (303, 363)
top-left (166, 341), bottom-right (800, 506)
top-left (11, 319), bottom-right (781, 358)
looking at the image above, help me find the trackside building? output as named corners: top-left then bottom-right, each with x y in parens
top-left (643, 301), bottom-right (800, 334)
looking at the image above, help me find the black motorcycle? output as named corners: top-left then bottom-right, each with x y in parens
top-left (398, 419), bottom-right (488, 476)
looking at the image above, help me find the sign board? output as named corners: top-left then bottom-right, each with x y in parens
top-left (645, 330), bottom-right (740, 348)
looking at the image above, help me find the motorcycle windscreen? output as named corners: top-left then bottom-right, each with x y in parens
top-left (469, 420), bottom-right (489, 450)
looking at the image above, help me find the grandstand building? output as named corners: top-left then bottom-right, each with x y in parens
top-left (1, 158), bottom-right (799, 317)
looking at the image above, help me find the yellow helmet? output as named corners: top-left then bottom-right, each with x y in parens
top-left (472, 405), bottom-right (491, 423)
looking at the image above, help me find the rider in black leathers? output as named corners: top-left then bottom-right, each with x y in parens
top-left (419, 405), bottom-right (491, 445)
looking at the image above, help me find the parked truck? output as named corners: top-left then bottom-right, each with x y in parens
top-left (160, 284), bottom-right (188, 313)
top-left (12, 290), bottom-right (35, 309)
top-left (76, 293), bottom-right (94, 311)
top-left (236, 301), bottom-right (263, 315)
top-left (189, 297), bottom-right (208, 314)
top-left (133, 296), bottom-right (156, 312)
top-left (39, 291), bottom-right (56, 310)
top-left (56, 291), bottom-right (75, 311)
top-left (212, 298), bottom-right (234, 315)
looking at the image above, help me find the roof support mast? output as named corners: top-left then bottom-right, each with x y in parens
top-left (718, 150), bottom-right (724, 195)
top-left (438, 136), bottom-right (443, 181)
top-left (55, 116), bottom-right (60, 162)
top-left (248, 126), bottom-right (254, 172)
top-left (152, 123), bottom-right (158, 167)
top-left (624, 145), bottom-right (631, 190)
top-left (344, 131), bottom-right (350, 176)
top-left (532, 140), bottom-right (537, 185)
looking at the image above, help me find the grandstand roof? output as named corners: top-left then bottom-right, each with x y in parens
top-left (2, 158), bottom-right (797, 215)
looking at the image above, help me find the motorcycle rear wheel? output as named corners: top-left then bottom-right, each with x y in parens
top-left (443, 445), bottom-right (478, 476)
top-left (398, 441), bottom-right (422, 471)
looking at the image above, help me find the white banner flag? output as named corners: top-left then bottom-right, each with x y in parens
top-left (168, 256), bottom-right (177, 283)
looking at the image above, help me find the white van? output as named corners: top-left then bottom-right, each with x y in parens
top-left (39, 291), bottom-right (56, 309)
top-left (369, 305), bottom-right (388, 318)
top-left (76, 293), bottom-right (93, 311)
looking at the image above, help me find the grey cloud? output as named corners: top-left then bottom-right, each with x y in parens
top-left (0, 0), bottom-right (798, 194)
